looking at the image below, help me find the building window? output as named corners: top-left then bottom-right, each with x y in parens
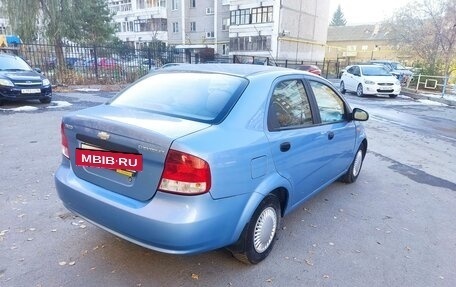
top-left (229, 35), bottom-right (271, 51)
top-left (134, 18), bottom-right (168, 32)
top-left (222, 17), bottom-right (229, 31)
top-left (190, 0), bottom-right (196, 8)
top-left (206, 7), bottom-right (214, 14)
top-left (172, 0), bottom-right (178, 10)
top-left (114, 23), bottom-right (121, 32)
top-left (251, 6), bottom-right (273, 24)
top-left (222, 44), bottom-right (228, 55)
top-left (346, 45), bottom-right (357, 51)
top-left (190, 21), bottom-right (196, 32)
top-left (230, 9), bottom-right (250, 25)
top-left (172, 22), bottom-right (179, 33)
top-left (361, 45), bottom-right (368, 51)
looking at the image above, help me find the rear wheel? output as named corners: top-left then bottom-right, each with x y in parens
top-left (340, 81), bottom-right (346, 94)
top-left (232, 194), bottom-right (281, 264)
top-left (356, 84), bottom-right (364, 97)
top-left (341, 143), bottom-right (365, 183)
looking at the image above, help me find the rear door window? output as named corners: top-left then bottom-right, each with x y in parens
top-left (267, 79), bottom-right (313, 130)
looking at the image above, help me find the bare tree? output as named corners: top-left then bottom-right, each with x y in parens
top-left (386, 0), bottom-right (456, 80)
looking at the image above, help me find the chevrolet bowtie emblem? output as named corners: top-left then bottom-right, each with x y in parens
top-left (97, 131), bottom-right (110, 140)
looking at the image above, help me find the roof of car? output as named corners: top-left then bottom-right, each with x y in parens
top-left (370, 60), bottom-right (400, 63)
top-left (157, 63), bottom-right (297, 78)
top-left (353, 64), bottom-right (386, 68)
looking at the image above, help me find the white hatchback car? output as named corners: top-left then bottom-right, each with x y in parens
top-left (340, 65), bottom-right (401, 98)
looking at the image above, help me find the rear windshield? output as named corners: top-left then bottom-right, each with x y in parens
top-left (110, 72), bottom-right (248, 124)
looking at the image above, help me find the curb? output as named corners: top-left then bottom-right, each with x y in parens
top-left (401, 88), bottom-right (456, 107)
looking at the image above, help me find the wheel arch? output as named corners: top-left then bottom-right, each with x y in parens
top-left (227, 174), bottom-right (291, 251)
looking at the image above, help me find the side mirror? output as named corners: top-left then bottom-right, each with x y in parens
top-left (34, 67), bottom-right (42, 74)
top-left (351, 108), bottom-right (369, 121)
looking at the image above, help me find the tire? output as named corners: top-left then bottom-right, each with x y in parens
top-left (340, 81), bottom-right (346, 94)
top-left (39, 97), bottom-right (52, 104)
top-left (232, 194), bottom-right (281, 264)
top-left (341, 143), bottom-right (365, 184)
top-left (356, 84), bottom-right (364, 97)
top-left (389, 94), bottom-right (398, 98)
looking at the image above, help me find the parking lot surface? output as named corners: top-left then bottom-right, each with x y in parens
top-left (1, 90), bottom-right (455, 287)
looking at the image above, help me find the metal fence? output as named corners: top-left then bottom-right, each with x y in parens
top-left (7, 41), bottom-right (346, 85)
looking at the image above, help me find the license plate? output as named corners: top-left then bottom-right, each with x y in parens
top-left (75, 148), bottom-right (143, 171)
top-left (21, 88), bottom-right (41, 94)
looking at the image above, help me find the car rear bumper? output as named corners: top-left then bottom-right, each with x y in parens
top-left (55, 163), bottom-right (249, 254)
top-left (0, 86), bottom-right (52, 101)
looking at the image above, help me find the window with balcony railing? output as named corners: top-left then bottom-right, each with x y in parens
top-left (134, 18), bottom-right (168, 32)
top-left (229, 35), bottom-right (271, 51)
top-left (136, 0), bottom-right (165, 9)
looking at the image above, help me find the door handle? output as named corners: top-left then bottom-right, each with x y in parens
top-left (280, 142), bottom-right (291, 152)
top-left (327, 131), bottom-right (335, 140)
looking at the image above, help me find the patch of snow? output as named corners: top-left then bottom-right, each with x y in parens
top-left (417, 99), bottom-right (448, 106)
top-left (0, 106), bottom-right (38, 112)
top-left (419, 92), bottom-right (456, 102)
top-left (46, 101), bottom-right (73, 109)
top-left (74, 88), bottom-right (101, 92)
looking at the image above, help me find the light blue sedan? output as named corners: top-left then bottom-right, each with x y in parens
top-left (55, 64), bottom-right (369, 264)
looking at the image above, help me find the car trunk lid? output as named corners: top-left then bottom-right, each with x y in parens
top-left (63, 105), bottom-right (210, 201)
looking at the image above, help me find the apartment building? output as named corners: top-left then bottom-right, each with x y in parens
top-left (108, 0), bottom-right (168, 48)
top-left (108, 0), bottom-right (330, 62)
top-left (167, 0), bottom-right (230, 57)
top-left (229, 0), bottom-right (329, 61)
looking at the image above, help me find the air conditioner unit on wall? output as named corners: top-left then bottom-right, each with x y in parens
top-left (206, 7), bottom-right (214, 14)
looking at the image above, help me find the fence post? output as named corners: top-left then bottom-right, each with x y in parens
top-left (147, 47), bottom-right (152, 70)
top-left (442, 75), bottom-right (448, 98)
top-left (285, 59), bottom-right (288, 68)
top-left (415, 74), bottom-right (421, 93)
top-left (93, 45), bottom-right (98, 80)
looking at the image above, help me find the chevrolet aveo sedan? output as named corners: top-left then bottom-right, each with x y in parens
top-left (55, 64), bottom-right (369, 264)
top-left (340, 64), bottom-right (401, 98)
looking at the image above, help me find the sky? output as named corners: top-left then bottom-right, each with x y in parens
top-left (329, 0), bottom-right (413, 25)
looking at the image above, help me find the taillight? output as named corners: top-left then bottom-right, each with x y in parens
top-left (61, 122), bottom-right (69, 158)
top-left (159, 149), bottom-right (211, 195)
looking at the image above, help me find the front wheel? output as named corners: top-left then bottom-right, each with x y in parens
top-left (356, 84), bottom-right (364, 97)
top-left (232, 194), bottom-right (281, 264)
top-left (341, 144), bottom-right (365, 183)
